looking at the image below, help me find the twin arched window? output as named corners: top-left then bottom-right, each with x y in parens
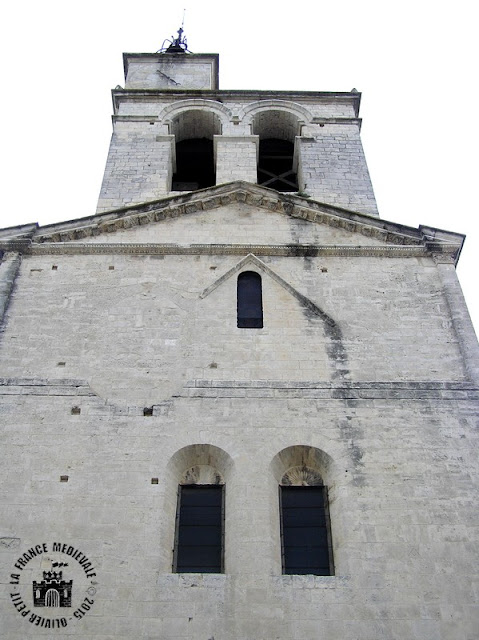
top-left (170, 108), bottom-right (300, 192)
top-left (173, 478), bottom-right (334, 576)
top-left (172, 454), bottom-right (334, 576)
top-left (173, 136), bottom-right (298, 192)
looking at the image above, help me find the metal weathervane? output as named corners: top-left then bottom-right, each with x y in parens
top-left (158, 11), bottom-right (190, 53)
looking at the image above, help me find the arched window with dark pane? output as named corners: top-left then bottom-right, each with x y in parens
top-left (173, 484), bottom-right (224, 573)
top-left (279, 466), bottom-right (334, 576)
top-left (237, 271), bottom-right (263, 328)
top-left (173, 462), bottom-right (225, 574)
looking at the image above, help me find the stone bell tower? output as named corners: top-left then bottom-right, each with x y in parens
top-left (97, 29), bottom-right (378, 216)
top-left (0, 29), bottom-right (478, 640)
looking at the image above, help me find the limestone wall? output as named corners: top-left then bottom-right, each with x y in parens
top-left (1, 222), bottom-right (477, 638)
top-left (0, 377), bottom-right (478, 639)
top-left (1, 52), bottom-right (477, 639)
top-left (0, 249), bottom-right (467, 406)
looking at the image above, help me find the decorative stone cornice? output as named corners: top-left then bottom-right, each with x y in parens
top-left (180, 380), bottom-right (479, 400)
top-left (112, 115), bottom-right (159, 122)
top-left (0, 241), bottom-right (462, 260)
top-left (0, 183), bottom-right (464, 263)
top-left (24, 243), bottom-right (434, 258)
top-left (311, 117), bottom-right (362, 126)
top-left (32, 184), bottom-right (424, 245)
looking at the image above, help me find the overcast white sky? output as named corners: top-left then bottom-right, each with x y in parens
top-left (2, 0), bottom-right (478, 335)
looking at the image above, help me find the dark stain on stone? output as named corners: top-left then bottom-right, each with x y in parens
top-left (303, 256), bottom-right (313, 271)
top-left (352, 473), bottom-right (366, 486)
top-left (284, 244), bottom-right (321, 257)
top-left (295, 291), bottom-right (350, 381)
top-left (338, 416), bottom-right (365, 472)
top-left (0, 252), bottom-right (23, 338)
top-left (350, 444), bottom-right (364, 466)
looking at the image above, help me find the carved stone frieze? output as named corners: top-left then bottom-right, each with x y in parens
top-left (25, 242), bottom-right (431, 258)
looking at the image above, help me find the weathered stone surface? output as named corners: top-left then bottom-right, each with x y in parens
top-left (0, 51), bottom-right (478, 640)
top-left (0, 379), bottom-right (478, 638)
top-left (0, 240), bottom-right (471, 405)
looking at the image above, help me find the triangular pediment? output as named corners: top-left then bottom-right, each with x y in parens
top-left (0, 182), bottom-right (465, 262)
top-left (201, 253), bottom-right (337, 327)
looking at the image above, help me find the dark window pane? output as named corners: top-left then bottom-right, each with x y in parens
top-left (179, 566), bottom-right (221, 573)
top-left (174, 485), bottom-right (224, 573)
top-left (178, 506), bottom-right (222, 526)
top-left (178, 525), bottom-right (222, 546)
top-left (284, 565), bottom-right (331, 576)
top-left (284, 545), bottom-right (330, 568)
top-left (282, 508), bottom-right (326, 527)
top-left (237, 271), bottom-right (263, 328)
top-left (283, 526), bottom-right (328, 546)
top-left (282, 489), bottom-right (325, 508)
top-left (280, 486), bottom-right (334, 576)
top-left (176, 546), bottom-right (222, 569)
top-left (181, 486), bottom-right (223, 505)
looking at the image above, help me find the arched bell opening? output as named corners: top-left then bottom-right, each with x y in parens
top-left (253, 110), bottom-right (300, 192)
top-left (170, 110), bottom-right (221, 190)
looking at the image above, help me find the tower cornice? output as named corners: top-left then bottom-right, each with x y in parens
top-left (112, 89), bottom-right (361, 117)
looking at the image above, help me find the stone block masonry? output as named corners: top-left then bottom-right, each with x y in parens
top-left (0, 376), bottom-right (478, 639)
top-left (0, 245), bottom-right (469, 405)
top-left (298, 124), bottom-right (378, 215)
top-left (97, 87), bottom-right (377, 215)
top-left (0, 48), bottom-right (477, 639)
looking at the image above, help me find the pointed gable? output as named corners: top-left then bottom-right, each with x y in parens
top-left (2, 183), bottom-right (463, 264)
top-left (57, 201), bottom-right (393, 247)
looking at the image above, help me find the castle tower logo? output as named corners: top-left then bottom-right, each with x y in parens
top-left (33, 570), bottom-right (73, 607)
top-left (9, 542), bottom-right (98, 629)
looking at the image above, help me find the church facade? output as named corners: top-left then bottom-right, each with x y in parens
top-left (1, 41), bottom-right (478, 639)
